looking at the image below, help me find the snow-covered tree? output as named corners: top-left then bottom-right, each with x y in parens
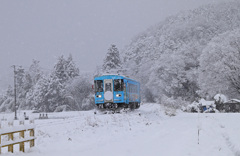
top-left (15, 61), bottom-right (44, 110)
top-left (28, 59), bottom-right (42, 84)
top-left (199, 29), bottom-right (240, 98)
top-left (30, 55), bottom-right (81, 112)
top-left (31, 76), bottom-right (49, 111)
top-left (53, 54), bottom-right (79, 84)
top-left (102, 44), bottom-right (122, 74)
top-left (122, 1), bottom-right (240, 102)
top-left (66, 54), bottom-right (80, 79)
top-left (213, 94), bottom-right (227, 112)
top-left (0, 55), bottom-right (93, 112)
top-left (65, 73), bottom-right (94, 110)
top-left (30, 74), bottom-right (65, 112)
top-left (0, 65), bottom-right (33, 112)
top-left (0, 86), bottom-right (14, 112)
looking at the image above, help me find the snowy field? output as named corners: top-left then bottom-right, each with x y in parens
top-left (1, 103), bottom-right (240, 156)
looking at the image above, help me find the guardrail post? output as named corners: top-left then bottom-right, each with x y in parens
top-left (19, 130), bottom-right (25, 152)
top-left (8, 133), bottom-right (14, 153)
top-left (0, 120), bottom-right (35, 154)
top-left (30, 129), bottom-right (35, 147)
top-left (0, 134), bottom-right (1, 154)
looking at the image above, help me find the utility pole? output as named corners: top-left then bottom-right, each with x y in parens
top-left (12, 65), bottom-right (18, 120)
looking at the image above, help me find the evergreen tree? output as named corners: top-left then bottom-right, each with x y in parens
top-left (53, 54), bottom-right (79, 84)
top-left (31, 54), bottom-right (80, 112)
top-left (65, 73), bottom-right (94, 111)
top-left (66, 54), bottom-right (79, 79)
top-left (0, 86), bottom-right (14, 112)
top-left (102, 44), bottom-right (122, 74)
top-left (28, 59), bottom-right (42, 84)
top-left (32, 76), bottom-right (50, 112)
top-left (53, 55), bottom-right (68, 84)
top-left (15, 62), bottom-right (43, 110)
top-left (0, 55), bottom-right (87, 112)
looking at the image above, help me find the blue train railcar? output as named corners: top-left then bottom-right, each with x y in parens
top-left (94, 75), bottom-right (140, 110)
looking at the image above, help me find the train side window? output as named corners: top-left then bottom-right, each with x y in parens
top-left (114, 79), bottom-right (123, 91)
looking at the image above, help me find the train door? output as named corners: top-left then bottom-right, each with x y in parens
top-left (124, 80), bottom-right (129, 104)
top-left (104, 79), bottom-right (113, 103)
top-left (124, 82), bottom-right (127, 103)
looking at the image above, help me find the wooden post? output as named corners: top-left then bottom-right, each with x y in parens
top-left (19, 130), bottom-right (25, 152)
top-left (29, 129), bottom-right (34, 147)
top-left (8, 144), bottom-right (13, 153)
top-left (1, 127), bottom-right (35, 153)
top-left (8, 133), bottom-right (14, 153)
top-left (0, 134), bottom-right (1, 154)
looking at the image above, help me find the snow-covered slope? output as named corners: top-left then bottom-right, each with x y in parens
top-left (122, 1), bottom-right (240, 101)
top-left (0, 103), bottom-right (239, 156)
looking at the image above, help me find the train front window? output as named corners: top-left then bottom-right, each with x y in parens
top-left (94, 80), bottom-right (103, 93)
top-left (114, 79), bottom-right (123, 91)
top-left (105, 83), bottom-right (112, 92)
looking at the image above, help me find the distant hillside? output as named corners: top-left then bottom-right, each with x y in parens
top-left (122, 1), bottom-right (240, 102)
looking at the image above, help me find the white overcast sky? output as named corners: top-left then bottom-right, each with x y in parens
top-left (0, 0), bottom-right (228, 89)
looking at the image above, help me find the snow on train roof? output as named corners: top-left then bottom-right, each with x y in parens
top-left (94, 74), bottom-right (138, 82)
top-left (101, 73), bottom-right (129, 78)
top-left (94, 74), bottom-right (124, 79)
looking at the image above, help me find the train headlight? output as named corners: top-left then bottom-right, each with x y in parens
top-left (116, 94), bottom-right (121, 97)
top-left (97, 95), bottom-right (102, 98)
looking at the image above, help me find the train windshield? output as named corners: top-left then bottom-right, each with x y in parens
top-left (105, 83), bottom-right (112, 92)
top-left (114, 79), bottom-right (123, 91)
top-left (94, 80), bottom-right (103, 92)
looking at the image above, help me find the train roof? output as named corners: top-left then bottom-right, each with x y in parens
top-left (94, 74), bottom-right (139, 83)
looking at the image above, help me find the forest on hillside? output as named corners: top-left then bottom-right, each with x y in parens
top-left (122, 1), bottom-right (240, 105)
top-left (1, 1), bottom-right (240, 112)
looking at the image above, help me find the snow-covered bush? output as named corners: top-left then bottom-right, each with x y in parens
top-left (213, 94), bottom-right (227, 112)
top-left (161, 95), bottom-right (188, 110)
top-left (214, 94), bottom-right (228, 103)
top-left (186, 101), bottom-right (199, 113)
top-left (161, 95), bottom-right (189, 116)
top-left (186, 98), bottom-right (219, 113)
top-left (65, 73), bottom-right (94, 111)
top-left (81, 94), bottom-right (95, 110)
top-left (54, 105), bottom-right (70, 112)
top-left (164, 108), bottom-right (177, 117)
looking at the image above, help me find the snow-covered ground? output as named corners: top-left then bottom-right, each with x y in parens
top-left (1, 103), bottom-right (240, 156)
